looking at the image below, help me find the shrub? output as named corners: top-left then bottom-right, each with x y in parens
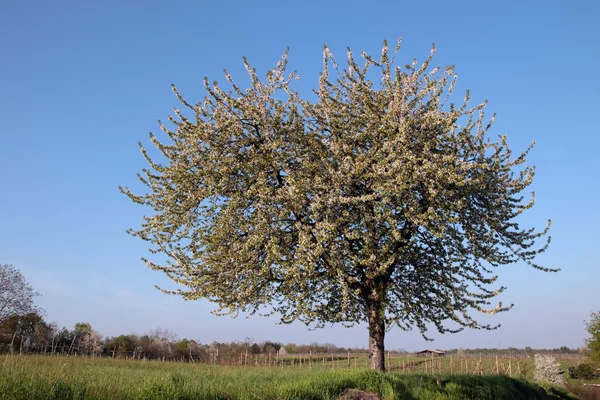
top-left (568, 363), bottom-right (597, 380)
top-left (533, 354), bottom-right (565, 386)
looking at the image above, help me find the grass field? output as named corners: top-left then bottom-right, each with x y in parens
top-left (0, 355), bottom-right (576, 400)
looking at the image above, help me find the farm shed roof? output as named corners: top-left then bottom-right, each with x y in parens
top-left (416, 349), bottom-right (445, 354)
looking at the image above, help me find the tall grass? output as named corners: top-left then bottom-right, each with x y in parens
top-left (0, 355), bottom-right (572, 399)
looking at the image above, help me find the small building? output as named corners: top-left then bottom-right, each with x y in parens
top-left (416, 349), bottom-right (445, 357)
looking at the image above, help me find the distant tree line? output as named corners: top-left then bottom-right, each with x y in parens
top-left (0, 311), bottom-right (362, 362)
top-left (0, 311), bottom-right (583, 363)
top-left (445, 346), bottom-right (581, 357)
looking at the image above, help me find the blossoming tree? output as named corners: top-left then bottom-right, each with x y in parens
top-left (121, 39), bottom-right (555, 371)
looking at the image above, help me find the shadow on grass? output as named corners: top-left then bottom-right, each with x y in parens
top-left (386, 374), bottom-right (572, 400)
top-left (275, 371), bottom-right (570, 400)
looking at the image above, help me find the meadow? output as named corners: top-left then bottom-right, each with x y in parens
top-left (0, 354), bottom-right (578, 400)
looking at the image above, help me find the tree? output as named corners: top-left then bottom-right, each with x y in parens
top-left (135, 328), bottom-right (177, 359)
top-left (262, 341), bottom-right (281, 354)
top-left (73, 322), bottom-right (102, 356)
top-left (54, 327), bottom-right (74, 354)
top-left (0, 312), bottom-right (52, 354)
top-left (585, 310), bottom-right (600, 363)
top-left (104, 334), bottom-right (137, 356)
top-left (121, 39), bottom-right (555, 371)
top-left (283, 343), bottom-right (297, 354)
top-left (533, 354), bottom-right (565, 386)
top-left (0, 264), bottom-right (40, 324)
top-left (173, 338), bottom-right (203, 362)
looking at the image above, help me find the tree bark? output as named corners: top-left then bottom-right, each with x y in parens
top-left (367, 292), bottom-right (386, 372)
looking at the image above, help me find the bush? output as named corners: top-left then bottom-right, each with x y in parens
top-left (533, 354), bottom-right (565, 386)
top-left (568, 363), bottom-right (597, 380)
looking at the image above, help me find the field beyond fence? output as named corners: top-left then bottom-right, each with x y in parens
top-left (67, 350), bottom-right (583, 382)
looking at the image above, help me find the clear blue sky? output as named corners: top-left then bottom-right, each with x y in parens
top-left (1, 0), bottom-right (598, 351)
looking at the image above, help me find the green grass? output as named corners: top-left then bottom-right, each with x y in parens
top-left (0, 355), bottom-right (573, 400)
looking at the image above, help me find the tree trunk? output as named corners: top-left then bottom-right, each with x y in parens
top-left (9, 329), bottom-right (18, 355)
top-left (367, 295), bottom-right (386, 372)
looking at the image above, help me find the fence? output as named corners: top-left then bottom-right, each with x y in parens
top-left (6, 346), bottom-right (584, 379)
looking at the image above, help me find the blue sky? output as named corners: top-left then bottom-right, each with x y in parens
top-left (1, 0), bottom-right (598, 351)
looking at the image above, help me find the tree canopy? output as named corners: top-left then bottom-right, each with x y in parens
top-left (585, 310), bottom-right (600, 363)
top-left (0, 264), bottom-right (39, 323)
top-left (121, 39), bottom-right (554, 370)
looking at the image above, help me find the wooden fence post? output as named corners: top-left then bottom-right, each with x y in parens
top-left (431, 353), bottom-right (435, 374)
top-left (495, 356), bottom-right (499, 375)
top-left (479, 353), bottom-right (483, 376)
